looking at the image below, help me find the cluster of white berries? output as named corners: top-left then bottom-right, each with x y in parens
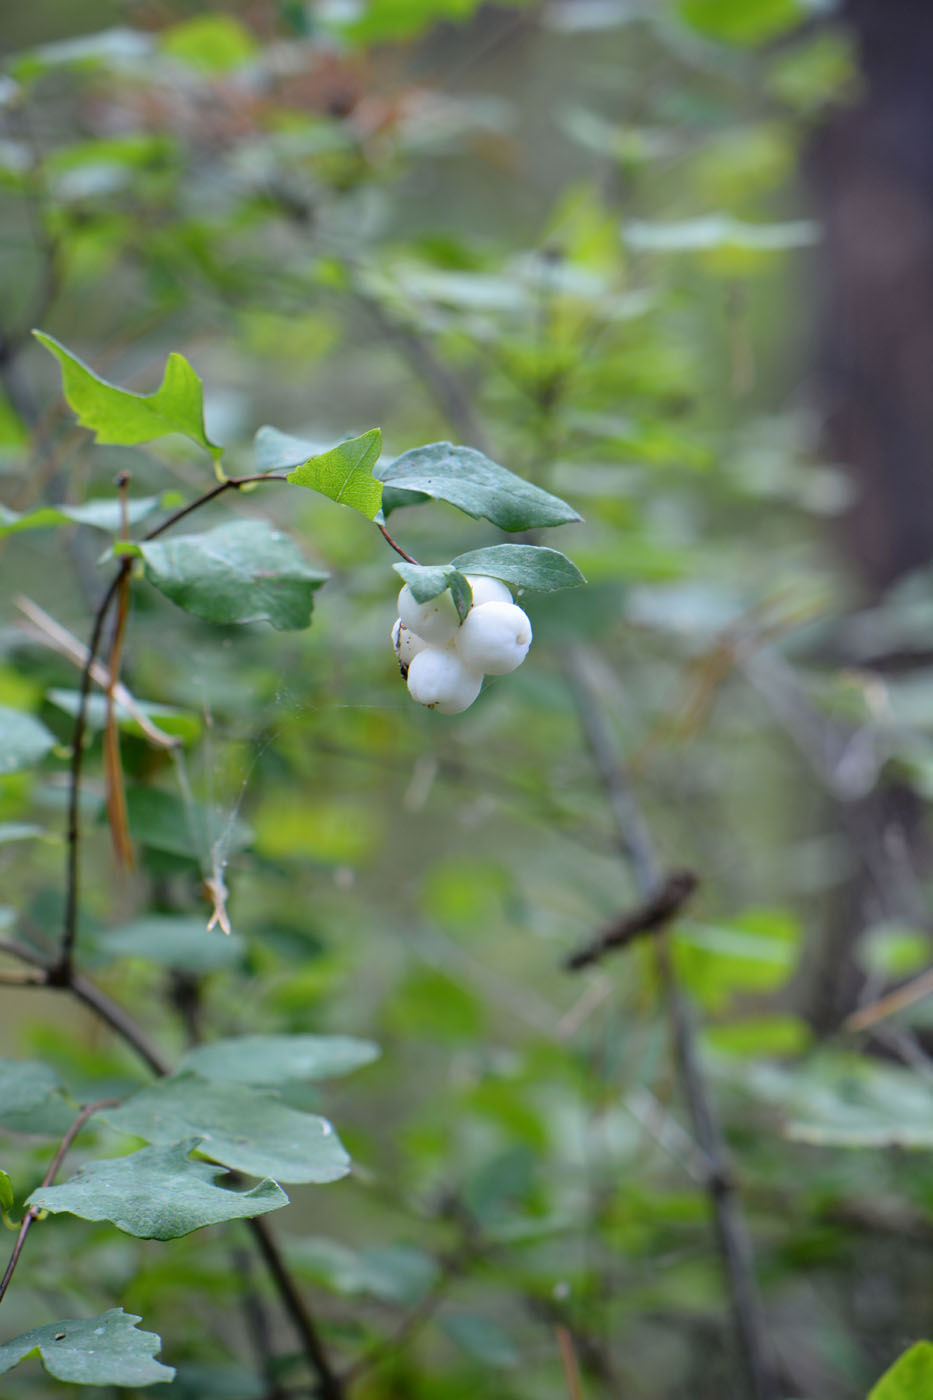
top-left (392, 575), bottom-right (533, 714)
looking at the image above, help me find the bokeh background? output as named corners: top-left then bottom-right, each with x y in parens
top-left (3, 3), bottom-right (933, 1398)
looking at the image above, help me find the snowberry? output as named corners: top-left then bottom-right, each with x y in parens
top-left (392, 617), bottom-right (428, 668)
top-left (454, 600), bottom-right (532, 675)
top-left (397, 583), bottom-right (459, 644)
top-left (465, 573), bottom-right (512, 608)
top-left (406, 647), bottom-right (483, 714)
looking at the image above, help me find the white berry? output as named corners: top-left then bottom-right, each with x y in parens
top-left (392, 617), bottom-right (428, 667)
top-left (453, 600), bottom-right (532, 675)
top-left (406, 647), bottom-right (483, 714)
top-left (398, 584), bottom-right (459, 645)
top-left (465, 574), bottom-right (512, 607)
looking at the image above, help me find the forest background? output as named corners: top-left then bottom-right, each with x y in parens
top-left (2, 1), bottom-right (933, 1398)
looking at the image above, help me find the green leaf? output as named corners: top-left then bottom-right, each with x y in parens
top-left (124, 786), bottom-right (251, 862)
top-left (0, 494), bottom-right (165, 538)
top-left (284, 428), bottom-right (384, 520)
top-left (177, 1034), bottom-right (380, 1086)
top-left (393, 563), bottom-right (472, 620)
top-left (0, 1309), bottom-right (173, 1386)
top-left (440, 1313), bottom-right (520, 1369)
top-left (47, 689), bottom-right (201, 745)
top-left (869, 1343), bottom-right (933, 1400)
top-left (679, 0), bottom-right (803, 46)
top-left (160, 15), bottom-right (257, 72)
top-left (137, 520), bottom-right (327, 630)
top-left (100, 1076), bottom-right (350, 1184)
top-left (622, 215), bottom-right (818, 253)
top-left (33, 331), bottom-right (221, 461)
top-left (377, 442), bottom-right (580, 531)
top-left (93, 916), bottom-right (245, 973)
top-left (0, 1168), bottom-right (13, 1215)
top-left (0, 1059), bottom-right (72, 1134)
top-left (287, 1237), bottom-right (438, 1305)
top-left (29, 1138), bottom-right (288, 1240)
top-left (451, 543), bottom-right (585, 594)
top-left (784, 1058), bottom-right (933, 1148)
top-left (0, 707), bottom-right (56, 776)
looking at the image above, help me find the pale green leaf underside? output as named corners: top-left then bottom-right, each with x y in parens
top-left (377, 442), bottom-right (580, 531)
top-left (178, 1033), bottom-right (381, 1086)
top-left (29, 1138), bottom-right (288, 1239)
top-left (93, 915), bottom-right (245, 973)
top-left (100, 1075), bottom-right (350, 1183)
top-left (868, 1342), bottom-right (933, 1400)
top-left (0, 1309), bottom-right (173, 1385)
top-left (0, 494), bottom-right (164, 538)
top-left (256, 425), bottom-right (383, 518)
top-left (33, 331), bottom-right (221, 460)
top-left (137, 519), bottom-right (327, 630)
top-left (0, 708), bottom-right (56, 776)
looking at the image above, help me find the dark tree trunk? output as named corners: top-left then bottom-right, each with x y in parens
top-left (801, 0), bottom-right (933, 1031)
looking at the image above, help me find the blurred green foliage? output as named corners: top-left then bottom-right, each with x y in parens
top-left (0, 1), bottom-right (930, 1398)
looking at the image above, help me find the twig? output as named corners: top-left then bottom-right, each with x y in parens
top-left (564, 869), bottom-right (699, 971)
top-left (55, 564), bottom-right (130, 983)
top-left (376, 521), bottom-right (420, 565)
top-left (844, 966), bottom-right (933, 1032)
top-left (0, 1098), bottom-right (119, 1307)
top-left (341, 1232), bottom-right (480, 1386)
top-left (555, 1324), bottom-right (585, 1400)
top-left (246, 1217), bottom-right (345, 1400)
top-left (103, 473), bottom-right (134, 868)
top-left (14, 595), bottom-right (178, 749)
top-left (564, 642), bottom-right (778, 1400)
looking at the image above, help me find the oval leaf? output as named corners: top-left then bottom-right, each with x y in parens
top-left (451, 543), bottom-right (585, 593)
top-left (0, 707), bottom-right (56, 776)
top-left (33, 331), bottom-right (220, 461)
top-left (178, 1034), bottom-right (380, 1086)
top-left (0, 1309), bottom-right (173, 1386)
top-left (284, 428), bottom-right (384, 520)
top-left (137, 519), bottom-right (327, 631)
top-left (28, 1138), bottom-right (288, 1240)
top-left (99, 1075), bottom-right (350, 1184)
top-left (0, 494), bottom-right (164, 538)
top-left (378, 442), bottom-right (580, 531)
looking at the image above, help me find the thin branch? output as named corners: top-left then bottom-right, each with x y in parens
top-left (55, 564), bottom-right (130, 983)
top-left (14, 594), bottom-right (178, 749)
top-left (246, 1217), bottom-right (345, 1400)
top-left (845, 965), bottom-right (933, 1032)
top-left (376, 521), bottom-right (420, 565)
top-left (342, 1222), bottom-right (482, 1387)
top-left (565, 869), bottom-right (699, 971)
top-left (0, 1098), bottom-right (119, 1307)
top-left (555, 1324), bottom-right (585, 1400)
top-left (564, 641), bottom-right (778, 1400)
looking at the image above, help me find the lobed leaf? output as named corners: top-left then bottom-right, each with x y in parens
top-left (29, 1138), bottom-right (288, 1240)
top-left (99, 1075), bottom-right (350, 1183)
top-left (0, 1059), bottom-right (73, 1135)
top-left (0, 1309), bottom-right (173, 1386)
top-left (282, 428), bottom-right (384, 520)
top-left (33, 332), bottom-right (221, 460)
top-left (136, 519), bottom-right (327, 631)
top-left (178, 1034), bottom-right (380, 1086)
top-left (377, 442), bottom-right (580, 531)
